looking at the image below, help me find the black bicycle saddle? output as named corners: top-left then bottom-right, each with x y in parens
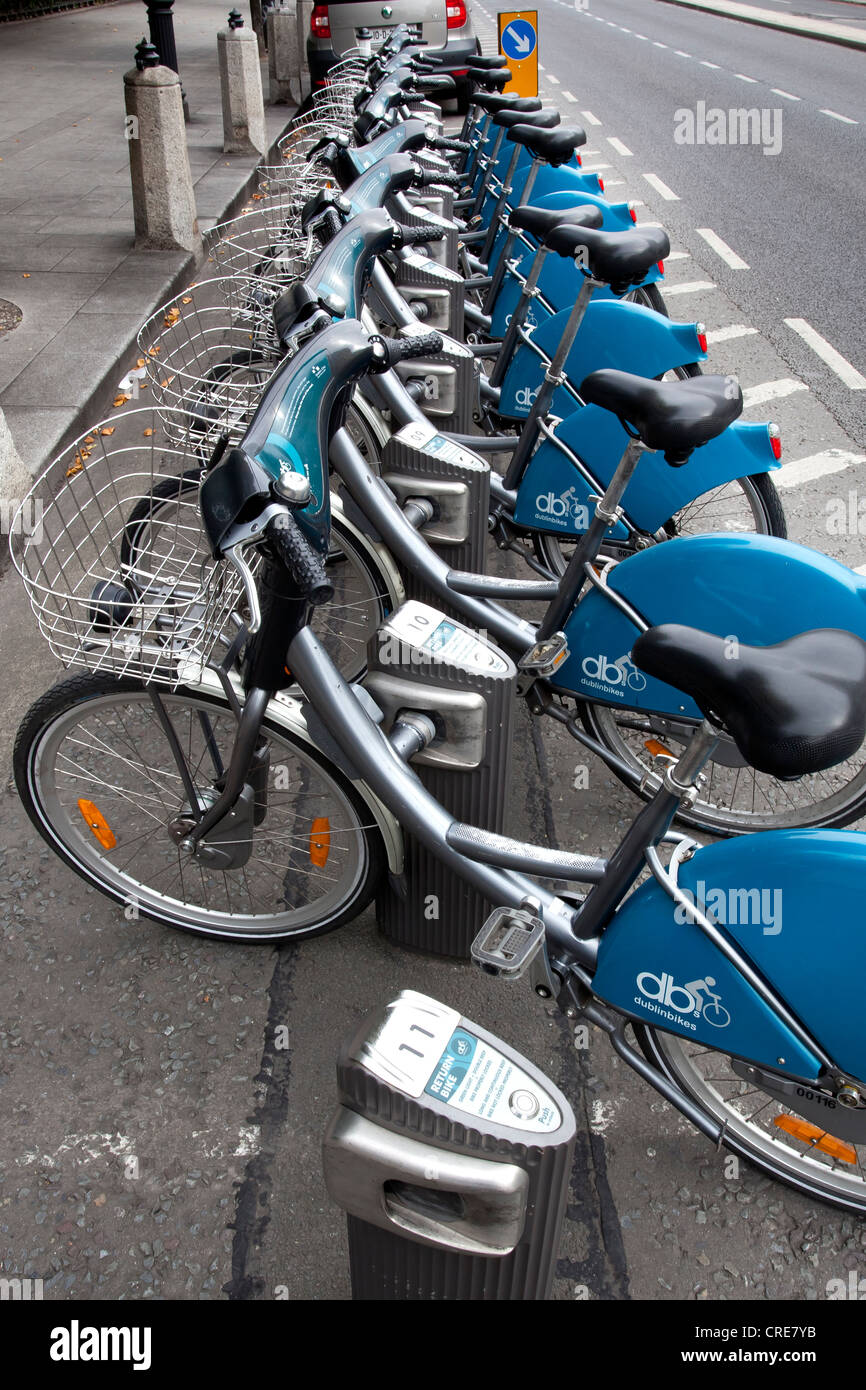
top-left (632, 625), bottom-right (866, 779)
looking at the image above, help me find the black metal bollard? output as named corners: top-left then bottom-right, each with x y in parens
top-left (142, 0), bottom-right (190, 121)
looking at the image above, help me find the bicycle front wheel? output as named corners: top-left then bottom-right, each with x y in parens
top-left (636, 1024), bottom-right (866, 1213)
top-left (14, 673), bottom-right (383, 941)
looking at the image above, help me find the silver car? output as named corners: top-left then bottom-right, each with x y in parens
top-left (308, 0), bottom-right (480, 109)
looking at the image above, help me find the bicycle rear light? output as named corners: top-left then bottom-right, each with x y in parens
top-left (769, 423), bottom-right (782, 460)
top-left (696, 323), bottom-right (707, 354)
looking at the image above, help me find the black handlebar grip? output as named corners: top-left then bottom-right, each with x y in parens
top-left (268, 514), bottom-right (333, 607)
top-left (430, 136), bottom-right (471, 153)
top-left (413, 165), bottom-right (462, 188)
top-left (396, 222), bottom-right (448, 246)
top-left (388, 331), bottom-right (444, 364)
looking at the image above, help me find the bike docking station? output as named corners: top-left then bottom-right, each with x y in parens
top-left (363, 600), bottom-right (517, 957)
top-left (323, 990), bottom-right (576, 1300)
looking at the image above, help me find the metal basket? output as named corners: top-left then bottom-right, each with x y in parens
top-left (9, 408), bottom-right (255, 688)
top-left (204, 211), bottom-right (315, 281)
top-left (137, 277), bottom-right (284, 445)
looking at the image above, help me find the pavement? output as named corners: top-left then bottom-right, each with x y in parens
top-left (658, 0), bottom-right (866, 49)
top-left (0, 0), bottom-right (297, 483)
top-left (0, 0), bottom-right (865, 1310)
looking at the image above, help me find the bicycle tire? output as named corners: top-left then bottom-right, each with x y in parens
top-left (14, 672), bottom-right (384, 942)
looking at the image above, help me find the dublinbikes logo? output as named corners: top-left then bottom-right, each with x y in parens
top-left (580, 652), bottom-right (647, 696)
top-left (535, 484), bottom-right (590, 529)
top-left (674, 101), bottom-right (783, 157)
top-left (635, 970), bottom-right (731, 1031)
top-left (674, 881), bottom-right (783, 935)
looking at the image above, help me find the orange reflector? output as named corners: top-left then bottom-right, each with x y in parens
top-left (773, 1114), bottom-right (857, 1164)
top-left (309, 817), bottom-right (331, 868)
top-left (645, 738), bottom-right (674, 759)
top-left (77, 799), bottom-right (116, 850)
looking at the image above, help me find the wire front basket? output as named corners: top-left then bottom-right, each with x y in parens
top-left (204, 211), bottom-right (315, 282)
top-left (10, 409), bottom-right (254, 688)
top-left (137, 277), bottom-right (284, 446)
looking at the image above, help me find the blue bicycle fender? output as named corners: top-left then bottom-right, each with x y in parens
top-left (551, 533), bottom-right (866, 717)
top-left (594, 829), bottom-right (866, 1081)
top-left (557, 410), bottom-right (778, 533)
top-left (499, 301), bottom-right (706, 419)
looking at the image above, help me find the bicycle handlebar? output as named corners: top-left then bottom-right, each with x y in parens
top-left (368, 331), bottom-right (444, 371)
top-left (395, 221), bottom-right (448, 247)
top-left (267, 514), bottom-right (333, 607)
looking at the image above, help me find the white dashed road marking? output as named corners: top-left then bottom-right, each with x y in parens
top-left (820, 109), bottom-right (858, 125)
top-left (771, 89), bottom-right (800, 101)
top-left (562, 90), bottom-right (578, 102)
top-left (743, 378), bottom-right (808, 409)
top-left (775, 451), bottom-right (866, 490)
top-left (705, 325), bottom-right (758, 344)
top-left (735, 74), bottom-right (758, 83)
top-left (784, 319), bottom-right (866, 389)
top-left (607, 137), bottom-right (633, 156)
top-left (642, 172), bottom-right (679, 201)
top-left (582, 111), bottom-right (602, 126)
top-left (547, 73), bottom-right (560, 84)
top-left (695, 228), bottom-right (750, 271)
top-left (700, 60), bottom-right (721, 69)
top-left (663, 280), bottom-right (716, 296)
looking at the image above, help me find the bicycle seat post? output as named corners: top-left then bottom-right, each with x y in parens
top-left (534, 435), bottom-right (648, 642)
top-left (502, 275), bottom-right (601, 492)
top-left (482, 155), bottom-right (543, 312)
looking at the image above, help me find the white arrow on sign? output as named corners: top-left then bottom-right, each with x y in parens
top-left (505, 22), bottom-right (532, 54)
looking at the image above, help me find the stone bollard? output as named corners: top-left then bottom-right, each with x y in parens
top-left (124, 46), bottom-right (201, 253)
top-left (0, 407), bottom-right (34, 511)
top-left (218, 11), bottom-right (267, 154)
top-left (268, 3), bottom-right (301, 104)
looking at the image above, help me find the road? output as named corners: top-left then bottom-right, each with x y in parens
top-left (505, 0), bottom-right (866, 447)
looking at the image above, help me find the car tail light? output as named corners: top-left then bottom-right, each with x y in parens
top-left (769, 423), bottom-right (782, 460)
top-left (696, 323), bottom-right (707, 354)
top-left (311, 4), bottom-right (331, 38)
top-left (446, 0), bottom-right (467, 28)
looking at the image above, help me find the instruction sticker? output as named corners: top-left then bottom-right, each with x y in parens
top-left (423, 620), bottom-right (510, 674)
top-left (425, 1027), bottom-right (561, 1133)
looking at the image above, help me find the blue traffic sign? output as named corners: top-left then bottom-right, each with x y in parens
top-left (500, 17), bottom-right (537, 61)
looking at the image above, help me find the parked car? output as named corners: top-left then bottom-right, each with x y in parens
top-left (307, 0), bottom-right (480, 110)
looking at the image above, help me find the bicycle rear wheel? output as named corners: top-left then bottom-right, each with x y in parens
top-left (14, 674), bottom-right (383, 941)
top-left (636, 1024), bottom-right (866, 1213)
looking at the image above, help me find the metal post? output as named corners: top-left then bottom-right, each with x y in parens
top-left (142, 0), bottom-right (190, 121)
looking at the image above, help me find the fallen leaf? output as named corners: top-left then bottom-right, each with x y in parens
top-left (148, 346), bottom-right (160, 356)
top-left (22, 272), bottom-right (30, 278)
top-left (136, 357), bottom-right (146, 368)
top-left (100, 427), bottom-right (115, 436)
top-left (113, 394), bottom-right (129, 408)
top-left (143, 428), bottom-right (153, 437)
top-left (93, 1194), bottom-right (106, 1207)
top-left (181, 296), bottom-right (192, 305)
top-left (84, 436), bottom-right (95, 445)
top-left (66, 462), bottom-right (83, 478)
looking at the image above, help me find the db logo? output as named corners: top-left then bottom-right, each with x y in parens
top-left (580, 653), bottom-right (647, 690)
top-left (515, 385), bottom-right (540, 408)
top-left (535, 487), bottom-right (590, 527)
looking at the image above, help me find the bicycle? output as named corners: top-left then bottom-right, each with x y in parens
top-left (12, 315), bottom-right (866, 1215)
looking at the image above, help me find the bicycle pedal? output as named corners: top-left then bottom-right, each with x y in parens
top-left (471, 905), bottom-right (545, 978)
top-left (517, 632), bottom-right (569, 679)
